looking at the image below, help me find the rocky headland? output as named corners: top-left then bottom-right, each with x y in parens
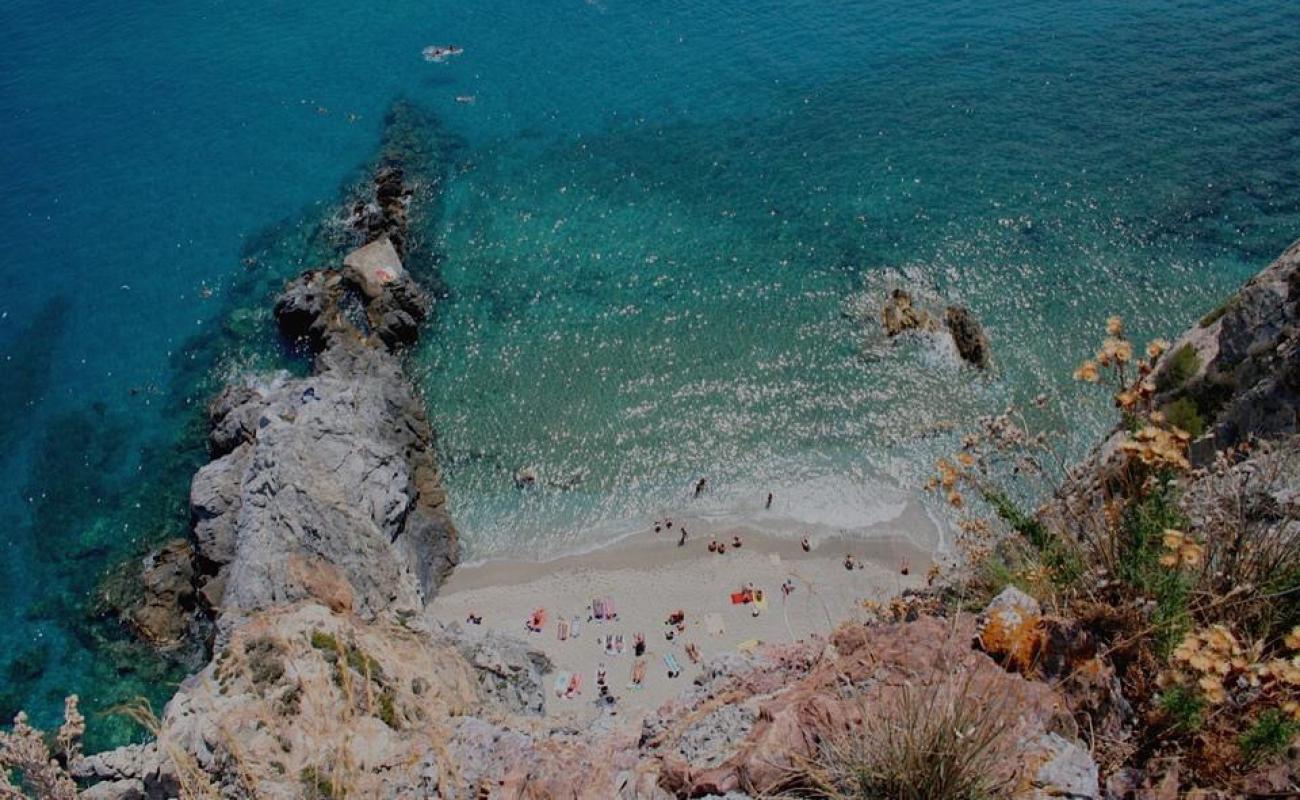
top-left (5, 122), bottom-right (1300, 798)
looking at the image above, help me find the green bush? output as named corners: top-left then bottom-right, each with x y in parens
top-left (1199, 298), bottom-right (1238, 328)
top-left (1120, 483), bottom-right (1192, 656)
top-left (983, 489), bottom-right (1082, 587)
top-left (1161, 397), bottom-right (1205, 439)
top-left (1159, 685), bottom-right (1205, 735)
top-left (1239, 709), bottom-right (1300, 764)
top-left (1157, 344), bottom-right (1201, 392)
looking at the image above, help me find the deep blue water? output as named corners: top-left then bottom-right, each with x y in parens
top-left (1, 0), bottom-right (1298, 743)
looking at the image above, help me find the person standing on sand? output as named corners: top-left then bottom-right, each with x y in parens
top-left (766, 492), bottom-right (773, 509)
top-left (694, 477), bottom-right (707, 497)
top-left (678, 527), bottom-right (688, 547)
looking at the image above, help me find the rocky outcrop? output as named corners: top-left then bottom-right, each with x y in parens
top-left (880, 289), bottom-right (992, 368)
top-left (881, 288), bottom-right (937, 337)
top-left (1152, 238), bottom-right (1300, 454)
top-left (189, 165), bottom-right (456, 635)
top-left (645, 616), bottom-right (1095, 799)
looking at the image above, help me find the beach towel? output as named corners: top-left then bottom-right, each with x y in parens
top-left (754, 591), bottom-right (767, 611)
top-left (553, 670), bottom-right (571, 697)
top-left (557, 619), bottom-right (570, 641)
top-left (566, 672), bottom-right (583, 697)
top-left (768, 553), bottom-right (782, 566)
top-left (737, 639), bottom-right (761, 653)
top-left (604, 597), bottom-right (617, 619)
top-left (570, 616), bottom-right (582, 638)
top-left (729, 591), bottom-right (748, 605)
top-left (592, 598), bottom-right (605, 620)
top-left (703, 613), bottom-right (726, 637)
top-left (664, 653), bottom-right (681, 675)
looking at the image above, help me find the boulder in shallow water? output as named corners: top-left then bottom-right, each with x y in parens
top-left (881, 289), bottom-right (935, 336)
top-left (130, 539), bottom-right (196, 648)
top-left (945, 304), bottom-right (991, 368)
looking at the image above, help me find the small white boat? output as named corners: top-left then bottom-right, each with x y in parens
top-left (422, 45), bottom-right (464, 63)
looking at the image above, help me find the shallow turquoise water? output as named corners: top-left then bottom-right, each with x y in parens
top-left (1, 0), bottom-right (1298, 741)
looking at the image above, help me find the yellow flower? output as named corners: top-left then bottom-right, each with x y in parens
top-left (1073, 360), bottom-right (1100, 383)
top-left (946, 490), bottom-right (964, 509)
top-left (1204, 625), bottom-right (1239, 654)
top-left (1179, 541), bottom-right (1204, 567)
top-left (1146, 338), bottom-right (1169, 359)
top-left (1111, 339), bottom-right (1134, 364)
top-left (1162, 529), bottom-right (1185, 550)
top-left (1285, 626), bottom-right (1300, 651)
top-left (1106, 316), bottom-right (1124, 336)
top-left (1115, 389), bottom-right (1139, 410)
top-left (1198, 674), bottom-right (1227, 704)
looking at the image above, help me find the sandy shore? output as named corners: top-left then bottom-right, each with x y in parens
top-left (426, 502), bottom-right (939, 724)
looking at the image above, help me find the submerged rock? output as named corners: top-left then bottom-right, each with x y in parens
top-left (130, 539), bottom-right (196, 648)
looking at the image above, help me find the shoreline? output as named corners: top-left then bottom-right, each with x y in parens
top-left (426, 499), bottom-right (941, 721)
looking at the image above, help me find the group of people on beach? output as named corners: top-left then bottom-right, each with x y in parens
top-left (543, 598), bottom-right (703, 706)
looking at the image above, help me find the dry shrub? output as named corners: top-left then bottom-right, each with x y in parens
top-left (931, 314), bottom-right (1300, 783)
top-left (0, 697), bottom-right (83, 800)
top-left (109, 698), bottom-right (219, 800)
top-left (797, 676), bottom-right (1016, 800)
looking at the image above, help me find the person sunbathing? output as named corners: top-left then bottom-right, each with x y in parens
top-left (629, 658), bottom-right (646, 688)
top-left (565, 672), bottom-right (582, 698)
top-left (685, 642), bottom-right (701, 664)
top-left (634, 633), bottom-right (646, 656)
top-left (732, 534), bottom-right (742, 549)
top-left (801, 536), bottom-right (811, 552)
top-left (664, 652), bottom-right (682, 678)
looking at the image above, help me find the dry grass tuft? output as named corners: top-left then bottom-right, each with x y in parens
top-left (794, 677), bottom-right (1016, 800)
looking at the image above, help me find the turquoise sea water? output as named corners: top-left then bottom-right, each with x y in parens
top-left (2, 0), bottom-right (1298, 742)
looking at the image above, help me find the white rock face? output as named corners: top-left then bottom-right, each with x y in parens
top-left (342, 235), bottom-right (405, 298)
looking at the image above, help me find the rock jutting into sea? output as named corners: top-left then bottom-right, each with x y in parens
top-left (192, 170), bottom-right (459, 637)
top-left (880, 288), bottom-right (992, 369)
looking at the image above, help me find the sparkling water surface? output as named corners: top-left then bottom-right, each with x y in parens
top-left (1, 0), bottom-right (1298, 741)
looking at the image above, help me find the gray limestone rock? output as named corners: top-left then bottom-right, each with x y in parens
top-left (1031, 732), bottom-right (1100, 799)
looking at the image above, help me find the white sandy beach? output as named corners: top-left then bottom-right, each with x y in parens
top-left (426, 504), bottom-right (939, 723)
